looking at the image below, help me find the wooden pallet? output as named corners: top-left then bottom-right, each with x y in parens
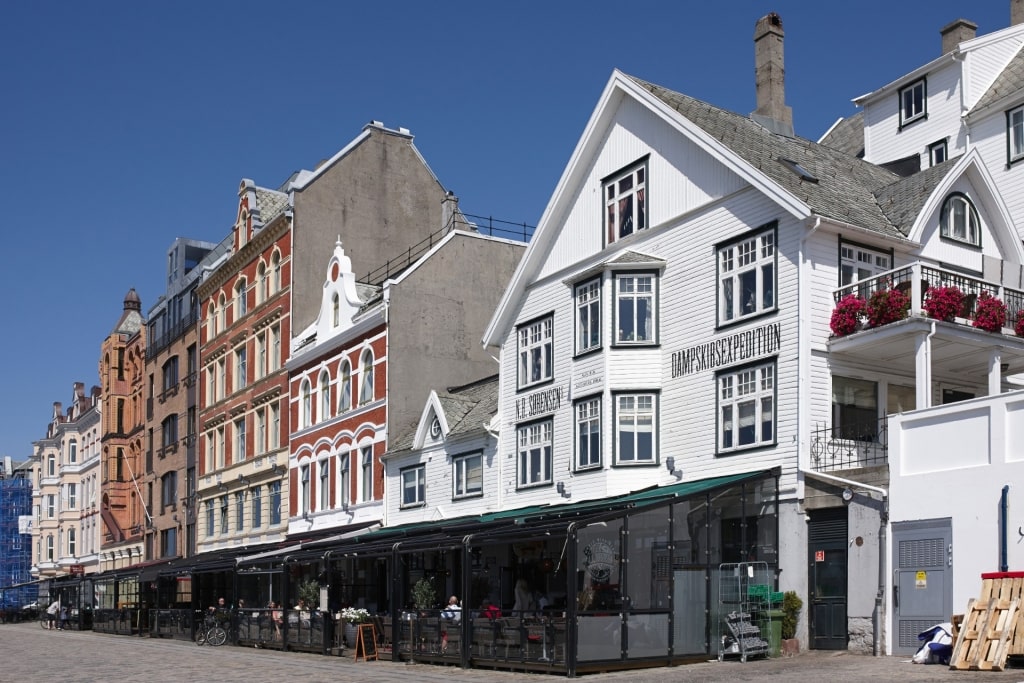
top-left (948, 596), bottom-right (1019, 671)
top-left (977, 574), bottom-right (1024, 655)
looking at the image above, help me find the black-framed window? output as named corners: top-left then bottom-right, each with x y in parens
top-left (1008, 105), bottom-right (1024, 165)
top-left (929, 139), bottom-right (947, 167)
top-left (939, 192), bottom-right (981, 246)
top-left (614, 272), bottom-right (657, 345)
top-left (401, 464), bottom-right (426, 507)
top-left (517, 419), bottom-right (553, 487)
top-left (718, 223), bottom-right (777, 326)
top-left (517, 315), bottom-right (553, 389)
top-left (718, 360), bottom-right (776, 454)
top-left (614, 392), bottom-right (657, 464)
top-left (899, 79), bottom-right (927, 128)
top-left (453, 451), bottom-right (483, 498)
top-left (575, 396), bottom-right (601, 470)
top-left (605, 161), bottom-right (647, 244)
top-left (840, 241), bottom-right (891, 289)
top-left (575, 278), bottom-right (602, 355)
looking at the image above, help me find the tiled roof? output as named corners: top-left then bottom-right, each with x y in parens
top-left (253, 186), bottom-right (289, 229)
top-left (388, 375), bottom-right (498, 453)
top-left (818, 112), bottom-right (865, 158)
top-left (971, 46), bottom-right (1024, 114)
top-left (873, 155), bottom-right (961, 235)
top-left (626, 74), bottom-right (911, 239)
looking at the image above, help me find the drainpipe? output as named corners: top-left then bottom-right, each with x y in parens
top-left (802, 469), bottom-right (888, 656)
top-left (1000, 485), bottom-right (1010, 573)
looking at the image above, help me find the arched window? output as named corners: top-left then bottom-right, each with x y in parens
top-left (332, 293), bottom-right (340, 327)
top-left (339, 361), bottom-right (352, 413)
top-left (235, 279), bottom-right (247, 319)
top-left (256, 263), bottom-right (267, 305)
top-left (940, 193), bottom-right (981, 246)
top-left (319, 371), bottom-right (331, 422)
top-left (300, 379), bottom-right (311, 428)
top-left (271, 251), bottom-right (282, 295)
top-left (359, 350), bottom-right (374, 405)
top-left (218, 293), bottom-right (227, 332)
top-left (208, 303), bottom-right (217, 337)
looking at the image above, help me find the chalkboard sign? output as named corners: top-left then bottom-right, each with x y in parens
top-left (355, 622), bottom-right (377, 661)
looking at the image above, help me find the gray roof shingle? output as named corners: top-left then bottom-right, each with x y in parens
top-left (971, 46), bottom-right (1024, 114)
top-left (388, 375), bottom-right (498, 454)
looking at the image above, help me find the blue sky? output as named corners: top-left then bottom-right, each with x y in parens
top-left (0, 0), bottom-right (1011, 459)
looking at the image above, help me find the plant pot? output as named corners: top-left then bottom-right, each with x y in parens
top-left (781, 638), bottom-right (800, 656)
top-left (343, 621), bottom-right (358, 646)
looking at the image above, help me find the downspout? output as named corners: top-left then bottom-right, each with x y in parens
top-left (1000, 485), bottom-right (1010, 573)
top-left (803, 469), bottom-right (888, 656)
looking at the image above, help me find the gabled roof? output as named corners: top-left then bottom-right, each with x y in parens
top-left (388, 374), bottom-right (498, 454)
top-left (874, 155), bottom-right (962, 235)
top-left (252, 186), bottom-right (289, 229)
top-left (818, 112), bottom-right (865, 158)
top-left (969, 45), bottom-right (1024, 117)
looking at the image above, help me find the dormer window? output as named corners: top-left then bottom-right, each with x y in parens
top-left (899, 79), bottom-right (927, 129)
top-left (939, 193), bottom-right (980, 247)
top-left (605, 160), bottom-right (647, 244)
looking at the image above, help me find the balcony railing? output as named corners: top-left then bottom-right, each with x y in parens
top-left (833, 262), bottom-right (1024, 332)
top-left (810, 417), bottom-right (888, 472)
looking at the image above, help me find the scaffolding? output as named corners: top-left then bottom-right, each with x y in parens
top-left (0, 461), bottom-right (36, 610)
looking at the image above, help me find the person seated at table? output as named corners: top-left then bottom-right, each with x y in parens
top-left (478, 600), bottom-right (502, 620)
top-left (441, 595), bottom-right (461, 623)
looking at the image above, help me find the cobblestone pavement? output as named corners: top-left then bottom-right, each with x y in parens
top-left (4, 621), bottom-right (1023, 682)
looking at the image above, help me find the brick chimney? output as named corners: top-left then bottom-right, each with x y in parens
top-left (940, 18), bottom-right (977, 54)
top-left (752, 13), bottom-right (794, 136)
top-left (1014, 0), bottom-right (1024, 26)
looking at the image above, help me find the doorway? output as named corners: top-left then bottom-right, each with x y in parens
top-left (808, 507), bottom-right (848, 650)
top-left (892, 518), bottom-right (952, 655)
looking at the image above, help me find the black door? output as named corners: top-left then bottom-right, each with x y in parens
top-left (808, 508), bottom-right (848, 650)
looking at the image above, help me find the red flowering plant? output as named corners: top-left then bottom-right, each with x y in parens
top-left (865, 288), bottom-right (910, 328)
top-left (922, 285), bottom-right (965, 322)
top-left (972, 291), bottom-right (1007, 332)
top-left (830, 294), bottom-right (866, 337)
top-left (1015, 311), bottom-right (1024, 338)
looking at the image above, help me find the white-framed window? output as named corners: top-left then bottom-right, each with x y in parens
top-left (575, 278), bottom-right (601, 355)
top-left (614, 273), bottom-right (656, 344)
top-left (840, 242), bottom-right (891, 289)
top-left (332, 293), bottom-right (340, 327)
top-left (234, 346), bottom-right (247, 392)
top-left (207, 303), bottom-right (217, 338)
top-left (517, 316), bottom-right (553, 389)
top-left (206, 366), bottom-right (215, 406)
top-left (256, 263), bottom-right (267, 305)
top-left (218, 495), bottom-right (229, 534)
top-left (234, 417), bottom-right (246, 461)
top-left (206, 500), bottom-right (215, 537)
top-left (47, 454), bottom-right (55, 477)
top-left (255, 334), bottom-right (266, 380)
top-left (319, 459), bottom-right (329, 510)
top-left (718, 224), bottom-right (776, 325)
top-left (939, 193), bottom-right (981, 246)
top-left (271, 251), bottom-right (282, 295)
top-left (67, 527), bottom-right (76, 557)
top-left (615, 392), bottom-right (656, 464)
top-left (360, 445), bottom-right (373, 502)
top-left (235, 492), bottom-right (244, 531)
top-left (68, 483), bottom-right (77, 509)
top-left (235, 279), bottom-right (247, 320)
top-left (270, 325), bottom-right (280, 373)
top-left (68, 440), bottom-right (77, 464)
top-left (1009, 105), bottom-right (1024, 164)
top-left (319, 371), bottom-right (331, 422)
top-left (575, 397), bottom-right (601, 470)
top-left (899, 78), bottom-right (926, 127)
top-left (401, 465), bottom-right (426, 507)
top-left (270, 402), bottom-right (280, 450)
top-left (300, 379), bottom-right (312, 428)
top-left (256, 408), bottom-right (266, 455)
top-left (47, 494), bottom-right (55, 517)
top-left (359, 350), bottom-right (374, 405)
top-left (217, 358), bottom-right (226, 400)
top-left (251, 486), bottom-right (262, 528)
top-left (218, 293), bottom-right (227, 332)
top-left (605, 161), bottom-right (647, 244)
top-left (269, 481), bottom-right (282, 525)
top-left (338, 452), bottom-right (350, 508)
top-left (929, 139), bottom-right (948, 167)
top-left (204, 431), bottom-right (214, 472)
top-left (300, 463), bottom-right (311, 514)
top-left (517, 419), bottom-right (553, 487)
top-left (453, 451), bottom-right (483, 498)
top-left (718, 360), bottom-right (776, 453)
top-left (339, 361), bottom-right (352, 413)
top-left (46, 535), bottom-right (54, 561)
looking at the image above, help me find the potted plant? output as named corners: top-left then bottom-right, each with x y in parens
top-left (972, 291), bottom-right (1007, 332)
top-left (296, 578), bottom-right (321, 610)
top-left (781, 590), bottom-right (803, 656)
top-left (339, 606), bottom-right (370, 646)
top-left (1015, 312), bottom-right (1024, 338)
top-left (411, 577), bottom-right (437, 613)
top-left (865, 287), bottom-right (909, 328)
top-left (923, 285), bottom-right (965, 322)
top-left (830, 294), bottom-right (866, 337)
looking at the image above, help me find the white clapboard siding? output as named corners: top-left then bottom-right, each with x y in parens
top-left (964, 35), bottom-right (1024, 106)
top-left (537, 95), bottom-right (745, 282)
top-left (971, 112), bottom-right (1024, 239)
top-left (917, 175), bottom-right (1008, 265)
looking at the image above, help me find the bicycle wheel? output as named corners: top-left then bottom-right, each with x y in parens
top-left (195, 628), bottom-right (207, 646)
top-left (208, 625), bottom-right (227, 646)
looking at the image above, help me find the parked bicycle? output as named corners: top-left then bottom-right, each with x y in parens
top-left (195, 612), bottom-right (228, 646)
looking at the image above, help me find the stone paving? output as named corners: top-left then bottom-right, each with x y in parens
top-left (4, 621), bottom-right (1023, 682)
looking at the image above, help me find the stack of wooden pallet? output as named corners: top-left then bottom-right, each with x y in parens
top-left (948, 572), bottom-right (1023, 671)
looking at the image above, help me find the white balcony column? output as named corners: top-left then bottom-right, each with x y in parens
top-left (911, 262), bottom-right (923, 316)
top-left (989, 348), bottom-right (1002, 396)
top-left (915, 327), bottom-right (933, 409)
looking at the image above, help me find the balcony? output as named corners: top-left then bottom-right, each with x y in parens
top-left (810, 417), bottom-right (887, 472)
top-left (829, 262), bottom-right (1024, 395)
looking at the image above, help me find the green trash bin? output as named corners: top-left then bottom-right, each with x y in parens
top-left (765, 609), bottom-right (784, 657)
